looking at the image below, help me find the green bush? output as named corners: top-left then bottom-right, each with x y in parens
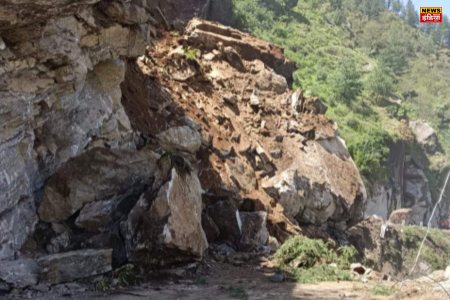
top-left (328, 57), bottom-right (363, 103)
top-left (273, 236), bottom-right (357, 283)
top-left (348, 128), bottom-right (391, 181)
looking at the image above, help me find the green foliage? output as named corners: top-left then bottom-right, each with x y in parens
top-left (293, 265), bottom-right (353, 284)
top-left (328, 57), bottom-right (363, 103)
top-left (184, 49), bottom-right (197, 61)
top-left (274, 236), bottom-right (330, 268)
top-left (226, 287), bottom-right (248, 300)
top-left (401, 226), bottom-right (450, 271)
top-left (274, 236), bottom-right (356, 284)
top-left (338, 246), bottom-right (358, 268)
top-left (117, 264), bottom-right (142, 287)
top-left (94, 278), bottom-right (111, 292)
top-left (405, 0), bottom-right (419, 28)
top-left (371, 284), bottom-right (392, 296)
top-left (348, 128), bottom-right (391, 181)
top-left (365, 60), bottom-right (395, 100)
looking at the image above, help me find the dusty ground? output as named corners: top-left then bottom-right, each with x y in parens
top-left (29, 263), bottom-right (388, 300)
top-left (21, 257), bottom-right (450, 300)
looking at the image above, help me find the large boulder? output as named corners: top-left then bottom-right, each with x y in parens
top-left (262, 169), bottom-right (305, 219)
top-left (38, 148), bottom-right (159, 223)
top-left (37, 249), bottom-right (112, 285)
top-left (263, 136), bottom-right (366, 229)
top-left (157, 126), bottom-right (202, 153)
top-left (389, 208), bottom-right (413, 225)
top-left (409, 120), bottom-right (439, 154)
top-left (124, 169), bottom-right (207, 265)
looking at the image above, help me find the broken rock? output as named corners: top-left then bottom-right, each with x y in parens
top-left (263, 169), bottom-right (305, 219)
top-left (125, 169), bottom-right (207, 265)
top-left (0, 259), bottom-right (40, 288)
top-left (38, 249), bottom-right (112, 285)
top-left (389, 208), bottom-right (413, 225)
top-left (223, 46), bottom-right (246, 73)
top-left (38, 148), bottom-right (159, 223)
top-left (157, 126), bottom-right (202, 153)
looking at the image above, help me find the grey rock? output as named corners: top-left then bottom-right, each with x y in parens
top-left (263, 169), bottom-right (305, 219)
top-left (37, 249), bottom-right (112, 285)
top-left (47, 232), bottom-right (70, 254)
top-left (270, 149), bottom-right (282, 159)
top-left (38, 148), bottom-right (159, 223)
top-left (239, 212), bottom-right (269, 251)
top-left (269, 274), bottom-right (285, 283)
top-left (205, 201), bottom-right (242, 246)
top-left (29, 284), bottom-right (50, 293)
top-left (124, 169), bottom-right (207, 265)
top-left (183, 116), bottom-right (201, 131)
top-left (157, 126), bottom-right (202, 153)
top-left (410, 120), bottom-right (438, 153)
top-left (0, 259), bottom-right (40, 288)
top-left (0, 281), bottom-right (10, 292)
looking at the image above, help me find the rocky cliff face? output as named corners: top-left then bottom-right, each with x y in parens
top-left (366, 140), bottom-right (440, 227)
top-left (0, 1), bottom-right (366, 294)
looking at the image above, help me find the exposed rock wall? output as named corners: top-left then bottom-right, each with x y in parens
top-left (366, 141), bottom-right (437, 226)
top-left (0, 0), bottom-right (229, 262)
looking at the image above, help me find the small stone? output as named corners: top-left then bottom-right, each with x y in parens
top-left (445, 266), bottom-right (450, 279)
top-left (0, 37), bottom-right (6, 50)
top-left (270, 149), bottom-right (282, 159)
top-left (203, 52), bottom-right (215, 61)
top-left (274, 136), bottom-right (283, 143)
top-left (232, 134), bottom-right (241, 143)
top-left (250, 94), bottom-right (260, 107)
top-left (215, 243), bottom-right (237, 256)
top-left (223, 94), bottom-right (237, 105)
top-left (267, 236), bottom-right (280, 252)
top-left (329, 263), bottom-right (338, 269)
top-left (269, 274), bottom-right (285, 283)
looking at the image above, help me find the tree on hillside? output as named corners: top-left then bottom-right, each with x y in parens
top-left (433, 15), bottom-right (450, 46)
top-left (361, 0), bottom-right (385, 20)
top-left (366, 60), bottom-right (395, 100)
top-left (405, 0), bottom-right (419, 27)
top-left (380, 23), bottom-right (409, 75)
top-left (391, 0), bottom-right (403, 15)
top-left (329, 57), bottom-right (362, 103)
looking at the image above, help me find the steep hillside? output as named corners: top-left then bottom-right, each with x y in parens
top-left (233, 0), bottom-right (450, 223)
